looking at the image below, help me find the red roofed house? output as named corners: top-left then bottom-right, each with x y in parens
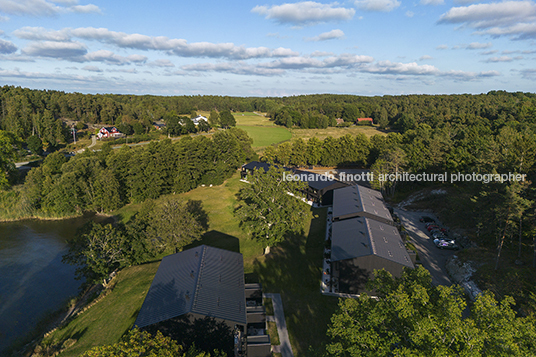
top-left (98, 126), bottom-right (122, 139)
top-left (356, 118), bottom-right (374, 125)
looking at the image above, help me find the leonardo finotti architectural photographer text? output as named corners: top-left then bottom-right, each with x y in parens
top-left (283, 171), bottom-right (527, 184)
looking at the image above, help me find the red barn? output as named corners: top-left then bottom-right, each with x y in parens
top-left (98, 126), bottom-right (122, 139)
top-left (356, 118), bottom-right (373, 125)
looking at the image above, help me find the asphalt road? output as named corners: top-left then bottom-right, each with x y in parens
top-left (394, 208), bottom-right (455, 286)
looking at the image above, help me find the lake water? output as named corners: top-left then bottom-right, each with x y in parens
top-left (0, 218), bottom-right (89, 355)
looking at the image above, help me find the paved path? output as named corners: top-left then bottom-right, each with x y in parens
top-left (264, 293), bottom-right (294, 357)
top-left (77, 135), bottom-right (96, 153)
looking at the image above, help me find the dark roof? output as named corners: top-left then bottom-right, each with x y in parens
top-left (332, 185), bottom-right (393, 224)
top-left (331, 216), bottom-right (413, 268)
top-left (292, 169), bottom-right (348, 191)
top-left (241, 161), bottom-right (277, 173)
top-left (134, 245), bottom-right (246, 329)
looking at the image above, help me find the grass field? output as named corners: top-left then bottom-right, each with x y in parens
top-left (41, 172), bottom-right (337, 356)
top-left (290, 125), bottom-right (388, 140)
top-left (233, 112), bottom-right (292, 149)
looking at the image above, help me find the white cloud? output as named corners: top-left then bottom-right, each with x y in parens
top-left (436, 44), bottom-right (449, 50)
top-left (484, 55), bottom-right (523, 62)
top-left (252, 1), bottom-right (355, 25)
top-left (440, 69), bottom-right (500, 80)
top-left (466, 42), bottom-right (492, 49)
top-left (14, 26), bottom-right (71, 41)
top-left (362, 60), bottom-right (440, 75)
top-left (22, 40), bottom-right (87, 58)
top-left (149, 59), bottom-right (175, 67)
top-left (305, 29), bottom-right (345, 41)
top-left (311, 51), bottom-right (335, 57)
top-left (0, 0), bottom-right (101, 17)
top-left (419, 55), bottom-right (433, 60)
top-left (82, 65), bottom-right (102, 72)
top-left (405, 11), bottom-right (414, 17)
top-left (18, 27), bottom-right (299, 60)
top-left (438, 1), bottom-right (536, 40)
top-left (420, 0), bottom-right (444, 5)
top-left (0, 38), bottom-right (17, 53)
top-left (83, 50), bottom-right (147, 64)
top-left (354, 0), bottom-right (401, 12)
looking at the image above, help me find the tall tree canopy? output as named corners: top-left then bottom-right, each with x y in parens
top-left (327, 266), bottom-right (536, 357)
top-left (235, 166), bottom-right (310, 250)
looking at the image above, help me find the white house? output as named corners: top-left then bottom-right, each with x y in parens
top-left (97, 126), bottom-right (122, 139)
top-left (191, 115), bottom-right (208, 126)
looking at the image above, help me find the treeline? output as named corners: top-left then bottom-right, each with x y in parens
top-left (2, 86), bottom-right (536, 142)
top-left (268, 91), bottom-right (536, 130)
top-left (15, 128), bottom-right (253, 217)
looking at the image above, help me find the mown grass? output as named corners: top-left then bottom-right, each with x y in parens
top-left (290, 125), bottom-right (387, 140)
top-left (238, 126), bottom-right (292, 149)
top-left (267, 322), bottom-right (280, 345)
top-left (232, 112), bottom-right (292, 149)
top-left (43, 261), bottom-right (160, 357)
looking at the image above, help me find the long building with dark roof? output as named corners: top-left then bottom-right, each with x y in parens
top-left (134, 245), bottom-right (247, 330)
top-left (332, 184), bottom-right (394, 225)
top-left (331, 216), bottom-right (414, 294)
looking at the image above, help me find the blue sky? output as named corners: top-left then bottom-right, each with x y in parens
top-left (0, 0), bottom-right (535, 96)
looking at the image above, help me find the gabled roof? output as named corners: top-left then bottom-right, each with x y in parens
top-left (241, 161), bottom-right (276, 173)
top-left (331, 216), bottom-right (413, 268)
top-left (292, 169), bottom-right (347, 191)
top-left (332, 185), bottom-right (393, 224)
top-left (134, 245), bottom-right (246, 329)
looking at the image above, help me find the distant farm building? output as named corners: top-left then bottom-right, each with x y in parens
top-left (356, 118), bottom-right (373, 125)
top-left (134, 245), bottom-right (270, 357)
top-left (192, 115), bottom-right (208, 126)
top-left (97, 126), bottom-right (122, 139)
top-left (153, 120), bottom-right (166, 130)
top-left (335, 118), bottom-right (345, 125)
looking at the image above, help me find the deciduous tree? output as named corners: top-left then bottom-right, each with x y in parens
top-left (235, 166), bottom-right (310, 251)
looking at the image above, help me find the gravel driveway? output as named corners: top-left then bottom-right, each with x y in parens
top-left (394, 208), bottom-right (455, 286)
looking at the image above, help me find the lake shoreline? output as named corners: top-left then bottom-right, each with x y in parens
top-left (0, 211), bottom-right (113, 224)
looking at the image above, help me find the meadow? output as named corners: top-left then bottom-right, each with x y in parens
top-left (41, 172), bottom-right (338, 357)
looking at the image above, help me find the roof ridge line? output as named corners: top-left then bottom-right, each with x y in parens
top-left (192, 245), bottom-right (207, 310)
top-left (365, 218), bottom-right (376, 256)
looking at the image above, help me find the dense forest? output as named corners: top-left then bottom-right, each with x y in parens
top-left (2, 85), bottom-right (536, 142)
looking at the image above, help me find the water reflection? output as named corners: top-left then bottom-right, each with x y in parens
top-left (0, 218), bottom-right (89, 354)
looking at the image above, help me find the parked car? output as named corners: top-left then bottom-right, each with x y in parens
top-left (420, 216), bottom-right (436, 223)
top-left (433, 239), bottom-right (459, 250)
top-left (432, 231), bottom-right (447, 239)
top-left (427, 225), bottom-right (440, 231)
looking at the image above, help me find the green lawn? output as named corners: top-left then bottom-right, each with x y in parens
top-left (232, 112), bottom-right (292, 149)
top-left (237, 125), bottom-right (292, 149)
top-left (43, 173), bottom-right (336, 356)
top-left (42, 262), bottom-right (160, 357)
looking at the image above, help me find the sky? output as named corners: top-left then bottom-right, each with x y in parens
top-left (0, 0), bottom-right (535, 97)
